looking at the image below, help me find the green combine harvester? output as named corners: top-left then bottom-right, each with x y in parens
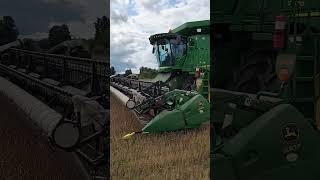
top-left (212, 0), bottom-right (320, 179)
top-left (111, 20), bottom-right (210, 134)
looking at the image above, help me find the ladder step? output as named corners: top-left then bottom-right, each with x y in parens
top-left (296, 77), bottom-right (314, 82)
top-left (8, 65), bottom-right (16, 69)
top-left (297, 56), bottom-right (314, 61)
top-left (17, 68), bottom-right (27, 73)
top-left (42, 78), bottom-right (61, 86)
top-left (28, 72), bottom-right (41, 79)
top-left (289, 98), bottom-right (314, 102)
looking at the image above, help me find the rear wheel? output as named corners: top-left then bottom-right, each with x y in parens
top-left (234, 52), bottom-right (280, 94)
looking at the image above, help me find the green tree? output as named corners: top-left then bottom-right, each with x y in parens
top-left (0, 16), bottom-right (19, 45)
top-left (90, 16), bottom-right (109, 58)
top-left (139, 67), bottom-right (158, 79)
top-left (94, 16), bottom-right (109, 48)
top-left (48, 24), bottom-right (71, 47)
top-left (110, 66), bottom-right (116, 75)
top-left (125, 69), bottom-right (132, 76)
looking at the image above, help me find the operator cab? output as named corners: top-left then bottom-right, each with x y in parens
top-left (149, 33), bottom-right (187, 68)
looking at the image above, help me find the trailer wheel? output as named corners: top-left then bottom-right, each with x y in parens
top-left (51, 121), bottom-right (80, 151)
top-left (126, 99), bottom-right (136, 109)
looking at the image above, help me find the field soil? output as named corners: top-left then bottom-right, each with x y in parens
top-left (110, 94), bottom-right (210, 180)
top-left (0, 93), bottom-right (87, 180)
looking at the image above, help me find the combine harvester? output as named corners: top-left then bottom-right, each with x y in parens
top-left (0, 40), bottom-right (109, 179)
top-left (212, 0), bottom-right (320, 179)
top-left (111, 20), bottom-right (210, 136)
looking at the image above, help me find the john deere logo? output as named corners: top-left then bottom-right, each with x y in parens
top-left (281, 123), bottom-right (301, 161)
top-left (197, 101), bottom-right (204, 111)
top-left (281, 123), bottom-right (300, 144)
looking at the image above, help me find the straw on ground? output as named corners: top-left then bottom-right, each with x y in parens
top-left (110, 94), bottom-right (210, 180)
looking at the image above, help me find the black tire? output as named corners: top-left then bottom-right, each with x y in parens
top-left (234, 52), bottom-right (280, 94)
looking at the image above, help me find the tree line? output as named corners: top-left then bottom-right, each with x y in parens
top-left (0, 15), bottom-right (109, 52)
top-left (110, 66), bottom-right (158, 79)
top-left (0, 16), bottom-right (19, 46)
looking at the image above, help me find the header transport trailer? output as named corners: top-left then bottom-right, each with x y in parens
top-left (0, 40), bottom-right (109, 179)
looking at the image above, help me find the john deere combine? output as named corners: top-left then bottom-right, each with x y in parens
top-left (111, 20), bottom-right (210, 133)
top-left (212, 0), bottom-right (320, 179)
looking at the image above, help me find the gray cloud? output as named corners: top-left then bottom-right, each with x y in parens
top-left (111, 57), bottom-right (137, 73)
top-left (110, 44), bottom-right (138, 72)
top-left (110, 0), bottom-right (209, 73)
top-left (0, 0), bottom-right (84, 34)
top-left (0, 0), bottom-right (109, 38)
top-left (138, 0), bottom-right (162, 11)
top-left (110, 12), bottom-right (128, 23)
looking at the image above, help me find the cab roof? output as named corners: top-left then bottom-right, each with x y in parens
top-left (171, 20), bottom-right (210, 36)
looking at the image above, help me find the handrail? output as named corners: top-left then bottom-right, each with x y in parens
top-left (3, 48), bottom-right (109, 79)
top-left (9, 48), bottom-right (108, 64)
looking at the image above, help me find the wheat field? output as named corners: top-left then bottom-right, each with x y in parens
top-left (110, 94), bottom-right (210, 180)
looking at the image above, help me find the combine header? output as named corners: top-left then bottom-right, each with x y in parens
top-left (111, 20), bottom-right (210, 134)
top-left (0, 40), bottom-right (109, 179)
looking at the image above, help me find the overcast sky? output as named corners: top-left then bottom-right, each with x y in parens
top-left (110, 0), bottom-right (209, 74)
top-left (0, 0), bottom-right (109, 39)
